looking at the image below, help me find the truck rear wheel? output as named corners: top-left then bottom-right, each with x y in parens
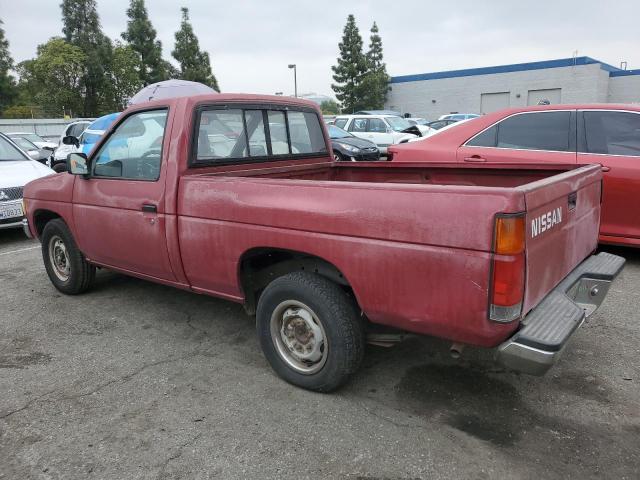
top-left (256, 272), bottom-right (364, 392)
top-left (41, 219), bottom-right (95, 294)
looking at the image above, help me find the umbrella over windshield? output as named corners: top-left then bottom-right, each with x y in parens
top-left (128, 80), bottom-right (217, 106)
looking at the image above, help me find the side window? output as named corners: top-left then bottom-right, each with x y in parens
top-left (288, 111), bottom-right (326, 154)
top-left (582, 111), bottom-right (640, 156)
top-left (369, 118), bottom-right (387, 133)
top-left (267, 111), bottom-right (289, 155)
top-left (69, 122), bottom-right (88, 138)
top-left (349, 118), bottom-right (368, 132)
top-left (245, 110), bottom-right (268, 157)
top-left (496, 111), bottom-right (571, 152)
top-left (466, 126), bottom-right (497, 147)
top-left (93, 109), bottom-right (167, 180)
top-left (334, 118), bottom-right (348, 129)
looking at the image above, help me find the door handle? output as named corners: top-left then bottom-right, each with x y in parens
top-left (142, 204), bottom-right (157, 213)
top-left (601, 166), bottom-right (611, 172)
top-left (464, 155), bottom-right (486, 162)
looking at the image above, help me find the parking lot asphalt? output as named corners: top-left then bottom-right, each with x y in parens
top-left (1, 228), bottom-right (639, 480)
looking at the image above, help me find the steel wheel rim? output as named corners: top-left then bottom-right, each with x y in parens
top-left (270, 300), bottom-right (328, 375)
top-left (48, 235), bottom-right (70, 282)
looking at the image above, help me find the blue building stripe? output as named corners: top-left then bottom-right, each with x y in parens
top-left (390, 56), bottom-right (623, 84)
top-left (610, 69), bottom-right (640, 77)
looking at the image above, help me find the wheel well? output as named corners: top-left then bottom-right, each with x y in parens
top-left (33, 210), bottom-right (61, 237)
top-left (239, 248), bottom-right (351, 315)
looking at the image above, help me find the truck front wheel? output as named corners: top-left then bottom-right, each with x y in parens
top-left (41, 219), bottom-right (95, 294)
top-left (256, 272), bottom-right (364, 392)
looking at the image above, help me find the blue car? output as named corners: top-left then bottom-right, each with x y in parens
top-left (79, 112), bottom-right (120, 155)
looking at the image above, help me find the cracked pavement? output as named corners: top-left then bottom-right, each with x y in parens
top-left (1, 229), bottom-right (639, 479)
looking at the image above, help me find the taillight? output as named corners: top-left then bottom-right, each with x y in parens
top-left (490, 214), bottom-right (525, 322)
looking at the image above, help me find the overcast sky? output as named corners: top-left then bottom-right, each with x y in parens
top-left (1, 0), bottom-right (639, 97)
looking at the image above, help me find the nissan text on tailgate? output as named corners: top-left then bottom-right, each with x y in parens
top-left (21, 94), bottom-right (624, 391)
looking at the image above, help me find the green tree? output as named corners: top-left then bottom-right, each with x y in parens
top-left (0, 19), bottom-right (17, 114)
top-left (331, 14), bottom-right (368, 113)
top-left (107, 42), bottom-right (143, 110)
top-left (320, 99), bottom-right (340, 115)
top-left (172, 7), bottom-right (219, 91)
top-left (17, 38), bottom-right (87, 117)
top-left (61, 0), bottom-right (113, 115)
top-left (121, 0), bottom-right (166, 85)
top-left (361, 22), bottom-right (390, 110)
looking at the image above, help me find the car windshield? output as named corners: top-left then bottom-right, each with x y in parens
top-left (80, 132), bottom-right (103, 145)
top-left (328, 125), bottom-right (352, 139)
top-left (385, 116), bottom-right (413, 132)
top-left (0, 136), bottom-right (28, 161)
top-left (18, 133), bottom-right (46, 143)
top-left (11, 137), bottom-right (38, 150)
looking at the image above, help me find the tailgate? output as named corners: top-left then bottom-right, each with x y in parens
top-left (520, 164), bottom-right (602, 315)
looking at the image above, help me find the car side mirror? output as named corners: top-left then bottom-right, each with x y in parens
top-left (386, 127), bottom-right (394, 134)
top-left (67, 152), bottom-right (89, 176)
top-left (62, 135), bottom-right (80, 147)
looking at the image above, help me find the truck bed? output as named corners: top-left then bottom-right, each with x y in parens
top-left (192, 161), bottom-right (581, 189)
top-left (178, 162), bottom-right (602, 347)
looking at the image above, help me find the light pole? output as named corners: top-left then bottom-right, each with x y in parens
top-left (288, 64), bottom-right (297, 98)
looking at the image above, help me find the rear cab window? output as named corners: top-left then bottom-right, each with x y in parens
top-left (193, 105), bottom-right (327, 165)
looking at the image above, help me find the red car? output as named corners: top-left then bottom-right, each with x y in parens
top-left (388, 104), bottom-right (640, 247)
top-left (22, 94), bottom-right (623, 391)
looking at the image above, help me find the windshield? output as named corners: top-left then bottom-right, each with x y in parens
top-left (80, 132), bottom-right (103, 146)
top-left (18, 133), bottom-right (46, 143)
top-left (11, 137), bottom-right (37, 150)
top-left (385, 116), bottom-right (413, 132)
top-left (328, 125), bottom-right (352, 139)
top-left (0, 136), bottom-right (29, 161)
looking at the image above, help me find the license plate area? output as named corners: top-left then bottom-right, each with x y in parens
top-left (0, 201), bottom-right (23, 220)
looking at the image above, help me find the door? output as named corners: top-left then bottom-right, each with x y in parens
top-left (480, 92), bottom-right (510, 114)
top-left (457, 111), bottom-right (577, 164)
top-left (72, 108), bottom-right (176, 281)
top-left (577, 110), bottom-right (640, 240)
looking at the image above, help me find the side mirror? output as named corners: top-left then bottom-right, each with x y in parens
top-left (62, 135), bottom-right (80, 147)
top-left (386, 127), bottom-right (394, 134)
top-left (67, 152), bottom-right (89, 176)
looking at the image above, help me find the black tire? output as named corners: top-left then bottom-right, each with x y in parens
top-left (52, 162), bottom-right (67, 173)
top-left (333, 150), bottom-right (345, 162)
top-left (41, 219), bottom-right (95, 294)
top-left (256, 272), bottom-right (364, 392)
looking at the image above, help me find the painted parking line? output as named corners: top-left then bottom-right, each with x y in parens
top-left (0, 245), bottom-right (40, 256)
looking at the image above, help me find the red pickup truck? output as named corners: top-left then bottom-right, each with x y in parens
top-left (22, 94), bottom-right (624, 391)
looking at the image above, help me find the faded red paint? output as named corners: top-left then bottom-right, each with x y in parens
top-left (23, 95), bottom-right (603, 348)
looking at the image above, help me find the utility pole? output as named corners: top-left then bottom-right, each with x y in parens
top-left (288, 64), bottom-right (297, 98)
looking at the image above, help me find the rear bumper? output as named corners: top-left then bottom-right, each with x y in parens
top-left (496, 252), bottom-right (625, 375)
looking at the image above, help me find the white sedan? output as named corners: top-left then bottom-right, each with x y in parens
top-left (0, 133), bottom-right (55, 231)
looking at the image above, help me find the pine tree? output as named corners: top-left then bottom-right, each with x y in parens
top-left (362, 22), bottom-right (390, 109)
top-left (331, 15), bottom-right (368, 113)
top-left (61, 0), bottom-right (113, 115)
top-left (0, 19), bottom-right (16, 114)
top-left (121, 0), bottom-right (166, 85)
top-left (172, 7), bottom-right (219, 91)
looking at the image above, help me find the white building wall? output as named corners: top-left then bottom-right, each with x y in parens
top-left (386, 64), bottom-right (607, 119)
top-left (608, 76), bottom-right (640, 104)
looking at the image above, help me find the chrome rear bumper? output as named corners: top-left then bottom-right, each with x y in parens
top-left (496, 252), bottom-right (625, 375)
